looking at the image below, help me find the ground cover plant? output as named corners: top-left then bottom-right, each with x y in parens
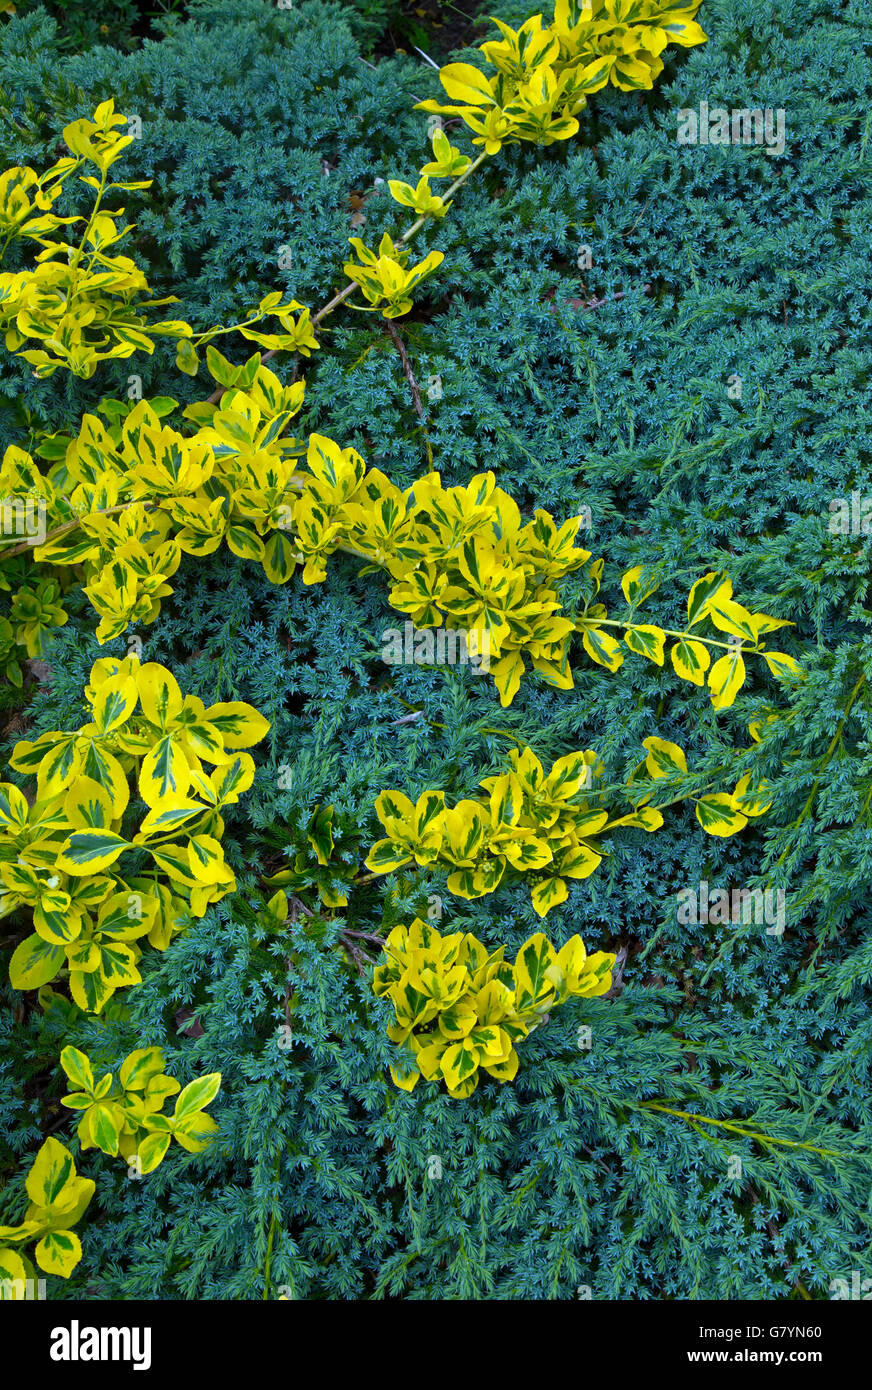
top-left (0, 0), bottom-right (870, 1302)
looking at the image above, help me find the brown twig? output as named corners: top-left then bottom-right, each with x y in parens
top-left (390, 710), bottom-right (424, 726)
top-left (621, 196), bottom-right (652, 238)
top-left (204, 149), bottom-right (489, 405)
top-left (382, 320), bottom-right (425, 421)
top-left (2, 500), bottom-right (145, 558)
top-left (280, 896), bottom-right (313, 1033)
top-left (582, 290), bottom-right (626, 310)
top-left (382, 320), bottom-right (433, 468)
top-left (581, 1143), bottom-right (614, 1176)
top-left (603, 945), bottom-right (628, 1000)
top-left (341, 935), bottom-right (371, 979)
top-left (746, 1185), bottom-right (811, 1299)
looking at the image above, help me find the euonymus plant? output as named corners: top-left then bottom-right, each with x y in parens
top-left (0, 0), bottom-right (816, 1290)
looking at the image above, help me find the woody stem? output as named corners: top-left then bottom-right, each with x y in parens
top-left (205, 150), bottom-right (491, 403)
top-left (591, 618), bottom-right (757, 654)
